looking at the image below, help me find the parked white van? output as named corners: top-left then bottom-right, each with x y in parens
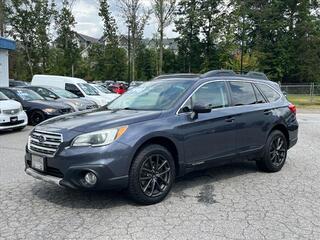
top-left (31, 75), bottom-right (108, 106)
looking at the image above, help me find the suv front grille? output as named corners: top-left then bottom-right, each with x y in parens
top-left (3, 109), bottom-right (20, 115)
top-left (28, 130), bottom-right (63, 157)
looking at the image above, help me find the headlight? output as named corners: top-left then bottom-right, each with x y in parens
top-left (43, 108), bottom-right (57, 113)
top-left (71, 126), bottom-right (128, 147)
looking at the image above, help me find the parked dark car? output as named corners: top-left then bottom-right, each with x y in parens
top-left (24, 86), bottom-right (98, 111)
top-left (0, 88), bottom-right (74, 126)
top-left (9, 80), bottom-right (30, 87)
top-left (25, 70), bottom-right (298, 204)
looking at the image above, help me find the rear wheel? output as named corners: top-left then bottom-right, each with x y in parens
top-left (256, 130), bottom-right (288, 172)
top-left (128, 144), bottom-right (175, 205)
top-left (29, 111), bottom-right (45, 126)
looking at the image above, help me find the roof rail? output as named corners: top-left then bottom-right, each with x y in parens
top-left (245, 71), bottom-right (269, 80)
top-left (153, 73), bottom-right (200, 80)
top-left (201, 70), bottom-right (237, 78)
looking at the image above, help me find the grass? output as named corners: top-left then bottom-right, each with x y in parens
top-left (287, 94), bottom-right (320, 108)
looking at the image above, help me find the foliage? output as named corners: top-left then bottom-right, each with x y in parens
top-left (6, 0), bottom-right (56, 78)
top-left (54, 0), bottom-right (80, 77)
top-left (4, 0), bottom-right (320, 83)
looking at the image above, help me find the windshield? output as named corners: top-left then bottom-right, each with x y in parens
top-left (51, 88), bottom-right (79, 99)
top-left (78, 83), bottom-right (99, 96)
top-left (0, 92), bottom-right (8, 100)
top-left (15, 89), bottom-right (44, 101)
top-left (94, 85), bottom-right (112, 94)
top-left (108, 80), bottom-right (194, 111)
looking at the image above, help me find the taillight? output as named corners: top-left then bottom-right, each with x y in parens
top-left (288, 104), bottom-right (296, 115)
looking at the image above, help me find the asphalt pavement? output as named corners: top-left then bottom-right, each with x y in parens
top-left (1, 113), bottom-right (320, 240)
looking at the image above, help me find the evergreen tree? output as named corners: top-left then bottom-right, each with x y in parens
top-left (99, 0), bottom-right (118, 45)
top-left (55, 0), bottom-right (80, 76)
top-left (175, 0), bottom-right (202, 73)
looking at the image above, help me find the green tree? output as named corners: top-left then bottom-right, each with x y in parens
top-left (136, 45), bottom-right (157, 80)
top-left (175, 0), bottom-right (202, 73)
top-left (99, 0), bottom-right (118, 45)
top-left (6, 0), bottom-right (55, 78)
top-left (152, 0), bottom-right (176, 74)
top-left (55, 0), bottom-right (80, 77)
top-left (198, 0), bottom-right (222, 71)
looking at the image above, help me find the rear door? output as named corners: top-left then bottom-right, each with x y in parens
top-left (178, 81), bottom-right (237, 164)
top-left (228, 81), bottom-right (271, 155)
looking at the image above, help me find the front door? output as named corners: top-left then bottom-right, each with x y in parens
top-left (177, 81), bottom-right (237, 164)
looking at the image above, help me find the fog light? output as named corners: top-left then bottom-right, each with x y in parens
top-left (84, 172), bottom-right (97, 186)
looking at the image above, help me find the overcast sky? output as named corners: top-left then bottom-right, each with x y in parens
top-left (71, 0), bottom-right (178, 39)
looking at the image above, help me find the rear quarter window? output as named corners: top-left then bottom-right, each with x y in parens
top-left (256, 83), bottom-right (281, 102)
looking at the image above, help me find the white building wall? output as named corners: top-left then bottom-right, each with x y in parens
top-left (0, 49), bottom-right (9, 87)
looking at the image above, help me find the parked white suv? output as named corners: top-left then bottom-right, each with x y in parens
top-left (31, 75), bottom-right (108, 107)
top-left (0, 92), bottom-right (28, 131)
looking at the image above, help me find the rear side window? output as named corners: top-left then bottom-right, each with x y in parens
top-left (256, 83), bottom-right (281, 102)
top-left (253, 85), bottom-right (266, 104)
top-left (229, 82), bottom-right (256, 106)
top-left (65, 83), bottom-right (84, 97)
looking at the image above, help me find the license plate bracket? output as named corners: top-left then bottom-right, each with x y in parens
top-left (10, 116), bottom-right (18, 123)
top-left (31, 155), bottom-right (45, 172)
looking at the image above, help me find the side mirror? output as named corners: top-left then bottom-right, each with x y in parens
top-left (192, 104), bottom-right (211, 114)
top-left (190, 104), bottom-right (211, 120)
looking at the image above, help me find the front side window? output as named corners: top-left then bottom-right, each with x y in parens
top-left (229, 82), bottom-right (256, 106)
top-left (51, 88), bottom-right (79, 99)
top-left (34, 87), bottom-right (58, 99)
top-left (256, 83), bottom-right (281, 102)
top-left (108, 80), bottom-right (194, 111)
top-left (65, 83), bottom-right (84, 97)
top-left (181, 81), bottom-right (229, 112)
top-left (78, 83), bottom-right (99, 96)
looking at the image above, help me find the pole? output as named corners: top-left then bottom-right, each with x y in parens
top-left (240, 15), bottom-right (245, 74)
top-left (128, 25), bottom-right (131, 83)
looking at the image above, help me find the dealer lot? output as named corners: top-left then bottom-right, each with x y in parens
top-left (0, 113), bottom-right (320, 240)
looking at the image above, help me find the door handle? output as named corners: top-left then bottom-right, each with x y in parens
top-left (264, 110), bottom-right (272, 115)
top-left (225, 117), bottom-right (235, 123)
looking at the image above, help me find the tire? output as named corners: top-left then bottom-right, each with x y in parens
top-left (29, 111), bottom-right (45, 126)
top-left (128, 144), bottom-right (176, 205)
top-left (256, 130), bottom-right (288, 172)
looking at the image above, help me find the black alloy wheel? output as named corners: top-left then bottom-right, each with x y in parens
top-left (256, 130), bottom-right (288, 172)
top-left (269, 136), bottom-right (287, 167)
top-left (128, 144), bottom-right (175, 205)
top-left (30, 111), bottom-right (45, 126)
top-left (139, 154), bottom-right (171, 197)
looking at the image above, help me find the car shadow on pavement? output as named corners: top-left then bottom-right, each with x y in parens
top-left (32, 160), bottom-right (259, 208)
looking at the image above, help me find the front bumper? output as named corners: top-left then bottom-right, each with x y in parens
top-left (0, 112), bottom-right (28, 130)
top-left (25, 141), bottom-right (131, 190)
top-left (25, 168), bottom-right (62, 186)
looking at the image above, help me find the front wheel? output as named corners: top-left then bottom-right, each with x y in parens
top-left (256, 130), bottom-right (288, 172)
top-left (128, 144), bottom-right (175, 205)
top-left (29, 111), bottom-right (45, 126)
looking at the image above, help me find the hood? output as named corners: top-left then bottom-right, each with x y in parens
top-left (37, 108), bottom-right (162, 133)
top-left (0, 99), bottom-right (21, 110)
top-left (85, 96), bottom-right (107, 106)
top-left (29, 100), bottom-right (71, 109)
top-left (55, 98), bottom-right (95, 110)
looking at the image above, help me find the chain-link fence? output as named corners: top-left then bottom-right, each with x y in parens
top-left (280, 83), bottom-right (320, 105)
